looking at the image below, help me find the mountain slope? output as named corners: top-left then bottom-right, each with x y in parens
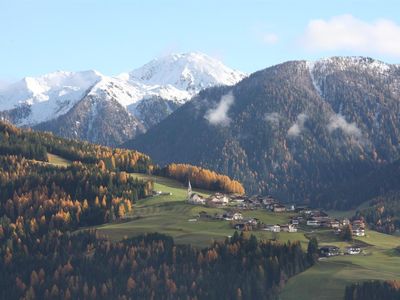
top-left (125, 57), bottom-right (400, 208)
top-left (34, 92), bottom-right (145, 146)
top-left (0, 53), bottom-right (245, 145)
top-left (0, 70), bottom-right (102, 125)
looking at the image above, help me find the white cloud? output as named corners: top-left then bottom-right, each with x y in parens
top-left (265, 112), bottom-right (280, 126)
top-left (263, 33), bottom-right (278, 45)
top-left (327, 114), bottom-right (362, 138)
top-left (205, 92), bottom-right (234, 126)
top-left (288, 113), bottom-right (307, 137)
top-left (301, 14), bottom-right (400, 57)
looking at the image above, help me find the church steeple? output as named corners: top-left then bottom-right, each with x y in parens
top-left (187, 179), bottom-right (192, 200)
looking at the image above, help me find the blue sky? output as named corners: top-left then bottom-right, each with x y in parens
top-left (1, 0), bottom-right (400, 81)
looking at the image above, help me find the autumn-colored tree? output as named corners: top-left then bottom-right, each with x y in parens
top-left (30, 270), bottom-right (39, 286)
top-left (127, 277), bottom-right (136, 292)
top-left (162, 163), bottom-right (245, 194)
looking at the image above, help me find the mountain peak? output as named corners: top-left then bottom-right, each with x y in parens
top-left (128, 52), bottom-right (246, 93)
top-left (308, 56), bottom-right (394, 74)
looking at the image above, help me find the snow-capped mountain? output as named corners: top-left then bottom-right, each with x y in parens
top-left (0, 52), bottom-right (245, 145)
top-left (0, 70), bottom-right (102, 126)
top-left (126, 56), bottom-right (400, 204)
top-left (127, 52), bottom-right (246, 102)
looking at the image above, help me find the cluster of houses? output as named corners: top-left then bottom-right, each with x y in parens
top-left (187, 181), bottom-right (367, 238)
top-left (262, 223), bottom-right (298, 233)
top-left (187, 181), bottom-right (294, 212)
top-left (187, 181), bottom-right (231, 206)
top-left (194, 210), bottom-right (298, 233)
top-left (292, 209), bottom-right (366, 237)
top-left (319, 245), bottom-right (362, 257)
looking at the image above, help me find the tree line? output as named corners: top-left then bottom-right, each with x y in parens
top-left (354, 191), bottom-right (400, 235)
top-left (0, 120), bottom-right (314, 299)
top-left (0, 120), bottom-right (154, 173)
top-left (158, 163), bottom-right (245, 194)
top-left (1, 231), bottom-right (313, 300)
top-left (345, 280), bottom-right (400, 300)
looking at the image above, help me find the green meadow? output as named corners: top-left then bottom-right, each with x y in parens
top-left (67, 167), bottom-right (400, 299)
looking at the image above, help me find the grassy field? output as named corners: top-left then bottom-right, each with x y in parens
top-left (70, 168), bottom-right (399, 299)
top-left (326, 200), bottom-right (371, 219)
top-left (280, 230), bottom-right (400, 300)
top-left (47, 153), bottom-right (71, 166)
top-left (96, 173), bottom-right (300, 247)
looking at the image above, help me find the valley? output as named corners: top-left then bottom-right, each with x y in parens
top-left (3, 2), bottom-right (400, 299)
top-left (86, 171), bottom-right (400, 300)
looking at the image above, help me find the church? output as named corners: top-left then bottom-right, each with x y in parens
top-left (186, 180), bottom-right (206, 205)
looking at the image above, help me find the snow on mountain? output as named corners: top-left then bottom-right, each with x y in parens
top-left (0, 52), bottom-right (246, 136)
top-left (127, 52), bottom-right (246, 103)
top-left (0, 70), bottom-right (102, 125)
top-left (307, 56), bottom-right (400, 100)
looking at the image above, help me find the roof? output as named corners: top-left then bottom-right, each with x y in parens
top-left (319, 245), bottom-right (340, 251)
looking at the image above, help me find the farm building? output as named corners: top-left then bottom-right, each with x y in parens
top-left (319, 246), bottom-right (340, 257)
top-left (346, 246), bottom-right (361, 255)
top-left (281, 224), bottom-right (298, 233)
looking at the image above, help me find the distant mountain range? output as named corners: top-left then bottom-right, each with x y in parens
top-left (0, 52), bottom-right (245, 146)
top-left (125, 57), bottom-right (400, 208)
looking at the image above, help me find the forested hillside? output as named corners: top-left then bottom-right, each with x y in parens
top-left (354, 191), bottom-right (400, 234)
top-left (0, 121), bottom-right (153, 172)
top-left (0, 121), bottom-right (311, 299)
top-left (127, 57), bottom-right (400, 209)
top-left (345, 281), bottom-right (400, 300)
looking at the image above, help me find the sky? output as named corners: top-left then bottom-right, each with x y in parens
top-left (1, 0), bottom-right (400, 82)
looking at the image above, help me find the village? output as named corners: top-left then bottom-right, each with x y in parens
top-left (185, 181), bottom-right (366, 257)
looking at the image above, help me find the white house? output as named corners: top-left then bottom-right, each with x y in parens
top-left (188, 193), bottom-right (206, 205)
top-left (346, 246), bottom-right (361, 255)
top-left (207, 193), bottom-right (230, 206)
top-left (263, 225), bottom-right (281, 232)
top-left (281, 224), bottom-right (298, 233)
top-left (307, 219), bottom-right (321, 226)
top-left (352, 228), bottom-right (365, 237)
top-left (232, 212), bottom-right (243, 221)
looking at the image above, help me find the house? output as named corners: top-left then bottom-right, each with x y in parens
top-left (286, 204), bottom-right (295, 212)
top-left (188, 193), bottom-right (206, 205)
top-left (230, 194), bottom-right (247, 203)
top-left (281, 224), bottom-right (298, 233)
top-left (346, 246), bottom-right (361, 255)
top-left (352, 220), bottom-right (365, 229)
top-left (245, 218), bottom-right (259, 226)
top-left (319, 246), bottom-right (340, 257)
top-left (352, 228), bottom-right (365, 237)
top-left (290, 218), bottom-right (299, 225)
top-left (322, 219), bottom-right (340, 229)
top-left (308, 216), bottom-right (332, 227)
top-left (207, 193), bottom-right (230, 206)
top-left (263, 225), bottom-right (281, 232)
top-left (300, 209), bottom-right (313, 215)
top-left (307, 218), bottom-right (321, 226)
top-left (223, 212), bottom-right (243, 221)
top-left (310, 210), bottom-right (328, 218)
top-left (273, 204), bottom-right (286, 213)
top-left (341, 218), bottom-right (350, 227)
top-left (232, 212), bottom-right (243, 221)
